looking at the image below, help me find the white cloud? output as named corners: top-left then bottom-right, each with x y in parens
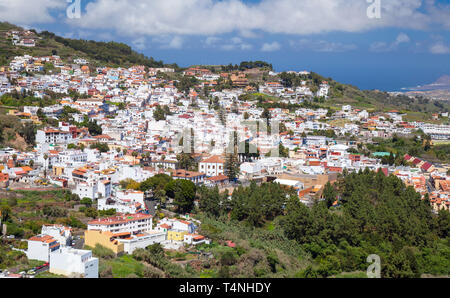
top-left (395, 33), bottom-right (411, 44)
top-left (204, 36), bottom-right (221, 46)
top-left (63, 0), bottom-right (448, 37)
top-left (204, 36), bottom-right (252, 51)
top-left (132, 37), bottom-right (147, 50)
top-left (152, 36), bottom-right (184, 49)
top-left (261, 42), bottom-right (281, 52)
top-left (370, 33), bottom-right (411, 52)
top-left (290, 39), bottom-right (357, 52)
top-left (0, 0), bottom-right (65, 24)
top-left (429, 41), bottom-right (450, 54)
top-left (167, 36), bottom-right (184, 49)
top-left (1, 0), bottom-right (449, 36)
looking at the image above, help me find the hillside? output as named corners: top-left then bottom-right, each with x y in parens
top-left (0, 22), bottom-right (177, 69)
top-left (277, 71), bottom-right (450, 122)
top-left (1, 21), bottom-right (448, 122)
top-left (329, 82), bottom-right (450, 114)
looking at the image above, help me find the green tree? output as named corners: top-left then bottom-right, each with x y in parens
top-left (165, 179), bottom-right (196, 213)
top-left (198, 186), bottom-right (221, 217)
top-left (80, 197), bottom-right (93, 207)
top-left (323, 182), bottom-right (338, 208)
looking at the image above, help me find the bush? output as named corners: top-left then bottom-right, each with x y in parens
top-left (42, 206), bottom-right (68, 218)
top-left (80, 197), bottom-right (92, 207)
top-left (93, 244), bottom-right (115, 259)
top-left (100, 265), bottom-right (113, 278)
top-left (5, 223), bottom-right (24, 238)
top-left (84, 207), bottom-right (98, 219)
top-left (143, 266), bottom-right (164, 278)
top-left (220, 251), bottom-right (237, 266)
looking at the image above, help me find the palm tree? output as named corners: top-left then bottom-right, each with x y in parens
top-left (132, 151), bottom-right (138, 164)
top-left (43, 154), bottom-right (48, 179)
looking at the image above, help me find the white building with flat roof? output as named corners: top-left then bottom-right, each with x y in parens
top-left (49, 247), bottom-right (98, 278)
top-left (26, 235), bottom-right (60, 262)
top-left (118, 231), bottom-right (167, 254)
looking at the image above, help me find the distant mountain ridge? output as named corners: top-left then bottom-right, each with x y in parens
top-left (408, 75), bottom-right (450, 91)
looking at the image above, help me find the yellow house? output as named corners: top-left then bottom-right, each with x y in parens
top-left (52, 166), bottom-right (65, 176)
top-left (31, 115), bottom-right (42, 125)
top-left (167, 230), bottom-right (188, 241)
top-left (84, 230), bottom-right (125, 255)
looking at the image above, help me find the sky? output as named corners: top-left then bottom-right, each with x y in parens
top-left (1, 0), bottom-right (450, 91)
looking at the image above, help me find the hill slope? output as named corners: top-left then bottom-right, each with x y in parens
top-left (0, 22), bottom-right (177, 69)
top-left (0, 22), bottom-right (448, 122)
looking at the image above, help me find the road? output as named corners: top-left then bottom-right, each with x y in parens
top-left (72, 237), bottom-right (84, 249)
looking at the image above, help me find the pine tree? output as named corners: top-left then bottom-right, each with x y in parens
top-left (224, 151), bottom-right (239, 182)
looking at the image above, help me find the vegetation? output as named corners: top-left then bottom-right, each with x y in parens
top-left (90, 142), bottom-right (110, 153)
top-left (131, 243), bottom-right (192, 278)
top-left (153, 105), bottom-right (172, 121)
top-left (0, 90), bottom-right (57, 108)
top-left (365, 132), bottom-right (449, 163)
top-left (165, 179), bottom-right (197, 214)
top-left (39, 30), bottom-right (176, 69)
top-left (196, 171), bottom-right (450, 278)
top-left (0, 114), bottom-right (36, 149)
top-left (0, 190), bottom-right (87, 240)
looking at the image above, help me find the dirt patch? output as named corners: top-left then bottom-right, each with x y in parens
top-left (1, 130), bottom-right (28, 151)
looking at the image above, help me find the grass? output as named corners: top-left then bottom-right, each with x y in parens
top-left (199, 269), bottom-right (217, 278)
top-left (100, 255), bottom-right (145, 278)
top-left (265, 221), bottom-right (275, 231)
top-left (35, 271), bottom-right (65, 278)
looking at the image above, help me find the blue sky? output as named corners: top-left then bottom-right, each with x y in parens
top-left (1, 0), bottom-right (450, 91)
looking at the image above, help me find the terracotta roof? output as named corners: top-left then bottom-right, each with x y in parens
top-left (28, 235), bottom-right (57, 244)
top-left (207, 174), bottom-right (229, 182)
top-left (173, 169), bottom-right (205, 178)
top-left (201, 155), bottom-right (225, 164)
top-left (88, 213), bottom-right (152, 226)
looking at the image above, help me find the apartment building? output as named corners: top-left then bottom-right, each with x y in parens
top-left (87, 213), bottom-right (153, 234)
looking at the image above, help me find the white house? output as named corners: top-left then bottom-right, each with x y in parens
top-left (74, 181), bottom-right (98, 200)
top-left (49, 247), bottom-right (98, 278)
top-left (156, 218), bottom-right (197, 234)
top-left (41, 225), bottom-right (72, 247)
top-left (36, 128), bottom-right (73, 146)
top-left (183, 234), bottom-right (210, 246)
top-left (199, 155), bottom-right (225, 177)
top-left (26, 235), bottom-right (60, 262)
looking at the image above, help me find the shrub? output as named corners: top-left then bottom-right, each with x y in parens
top-left (93, 244), bottom-right (115, 259)
top-left (220, 251), bottom-right (237, 266)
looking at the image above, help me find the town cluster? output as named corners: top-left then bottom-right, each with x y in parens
top-left (0, 54), bottom-right (449, 277)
